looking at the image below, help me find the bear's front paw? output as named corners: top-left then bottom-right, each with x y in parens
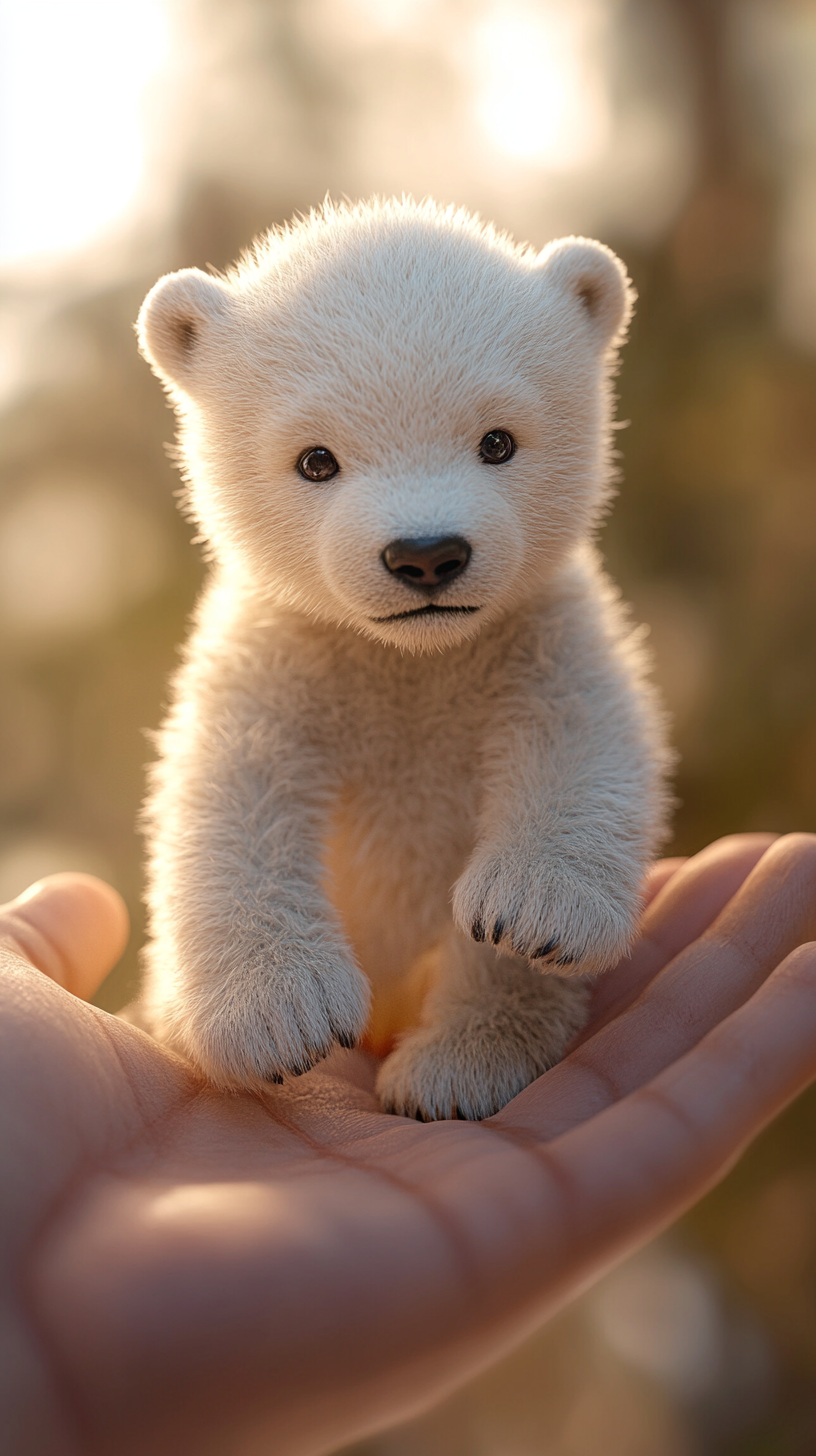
top-left (168, 943), bottom-right (370, 1090)
top-left (453, 848), bottom-right (641, 976)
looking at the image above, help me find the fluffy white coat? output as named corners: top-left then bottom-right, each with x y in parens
top-left (136, 198), bottom-right (670, 1121)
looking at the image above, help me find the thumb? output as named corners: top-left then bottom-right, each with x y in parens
top-left (0, 873), bottom-right (130, 1000)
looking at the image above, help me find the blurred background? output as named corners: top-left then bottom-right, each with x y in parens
top-left (1, 0), bottom-right (815, 1449)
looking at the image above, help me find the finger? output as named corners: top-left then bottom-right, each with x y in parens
top-left (504, 832), bottom-right (812, 1137)
top-left (0, 874), bottom-right (129, 1000)
top-left (526, 942), bottom-right (816, 1292)
top-left (581, 832), bottom-right (778, 1037)
top-left (640, 856), bottom-right (687, 909)
top-left (376, 943), bottom-right (816, 1396)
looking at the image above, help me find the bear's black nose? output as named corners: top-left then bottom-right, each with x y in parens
top-left (381, 535), bottom-right (472, 590)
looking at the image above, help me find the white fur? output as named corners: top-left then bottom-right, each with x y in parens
top-left (136, 198), bottom-right (670, 1120)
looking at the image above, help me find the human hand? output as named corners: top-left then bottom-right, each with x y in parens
top-left (4, 834), bottom-right (816, 1456)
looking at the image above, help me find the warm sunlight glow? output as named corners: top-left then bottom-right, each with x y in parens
top-left (473, 2), bottom-right (610, 169)
top-left (0, 0), bottom-right (169, 263)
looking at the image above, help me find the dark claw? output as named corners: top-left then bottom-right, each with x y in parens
top-left (531, 936), bottom-right (560, 961)
top-left (490, 917), bottom-right (505, 945)
top-left (554, 952), bottom-right (577, 968)
top-left (286, 1052), bottom-right (320, 1078)
top-left (265, 1071), bottom-right (284, 1085)
top-left (471, 917), bottom-right (486, 943)
top-left (334, 1031), bottom-right (357, 1050)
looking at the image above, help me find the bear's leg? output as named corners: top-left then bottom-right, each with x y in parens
top-left (375, 928), bottom-right (589, 1121)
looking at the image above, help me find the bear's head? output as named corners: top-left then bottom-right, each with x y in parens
top-left (137, 198), bottom-right (633, 653)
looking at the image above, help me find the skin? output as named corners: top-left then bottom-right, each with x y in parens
top-left (4, 834), bottom-right (816, 1456)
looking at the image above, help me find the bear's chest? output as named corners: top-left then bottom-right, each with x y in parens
top-left (318, 657), bottom-right (490, 1004)
top-left (335, 690), bottom-right (482, 864)
top-left (332, 653), bottom-right (488, 833)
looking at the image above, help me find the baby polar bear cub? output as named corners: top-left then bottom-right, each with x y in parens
top-left (137, 197), bottom-right (669, 1122)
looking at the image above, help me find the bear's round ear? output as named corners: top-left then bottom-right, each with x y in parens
top-left (534, 237), bottom-right (634, 351)
top-left (137, 268), bottom-right (231, 391)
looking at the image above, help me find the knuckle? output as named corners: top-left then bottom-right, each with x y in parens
top-left (773, 833), bottom-right (816, 885)
top-left (778, 830), bottom-right (816, 859)
top-left (778, 940), bottom-right (816, 989)
top-left (708, 831), bottom-right (778, 854)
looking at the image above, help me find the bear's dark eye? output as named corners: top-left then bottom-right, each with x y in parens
top-left (479, 429), bottom-right (515, 464)
top-left (297, 447), bottom-right (339, 482)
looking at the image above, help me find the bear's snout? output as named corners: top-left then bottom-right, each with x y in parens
top-left (381, 536), bottom-right (471, 591)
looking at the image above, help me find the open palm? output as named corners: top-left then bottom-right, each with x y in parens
top-left (4, 832), bottom-right (816, 1456)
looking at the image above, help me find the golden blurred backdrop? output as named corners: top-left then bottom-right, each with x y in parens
top-left (1, 1), bottom-right (816, 1451)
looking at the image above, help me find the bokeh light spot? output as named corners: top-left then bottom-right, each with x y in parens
top-left (473, 2), bottom-right (610, 169)
top-left (590, 1246), bottom-right (724, 1398)
top-left (0, 0), bottom-right (169, 262)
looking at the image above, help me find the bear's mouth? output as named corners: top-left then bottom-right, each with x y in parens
top-left (372, 604), bottom-right (482, 623)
